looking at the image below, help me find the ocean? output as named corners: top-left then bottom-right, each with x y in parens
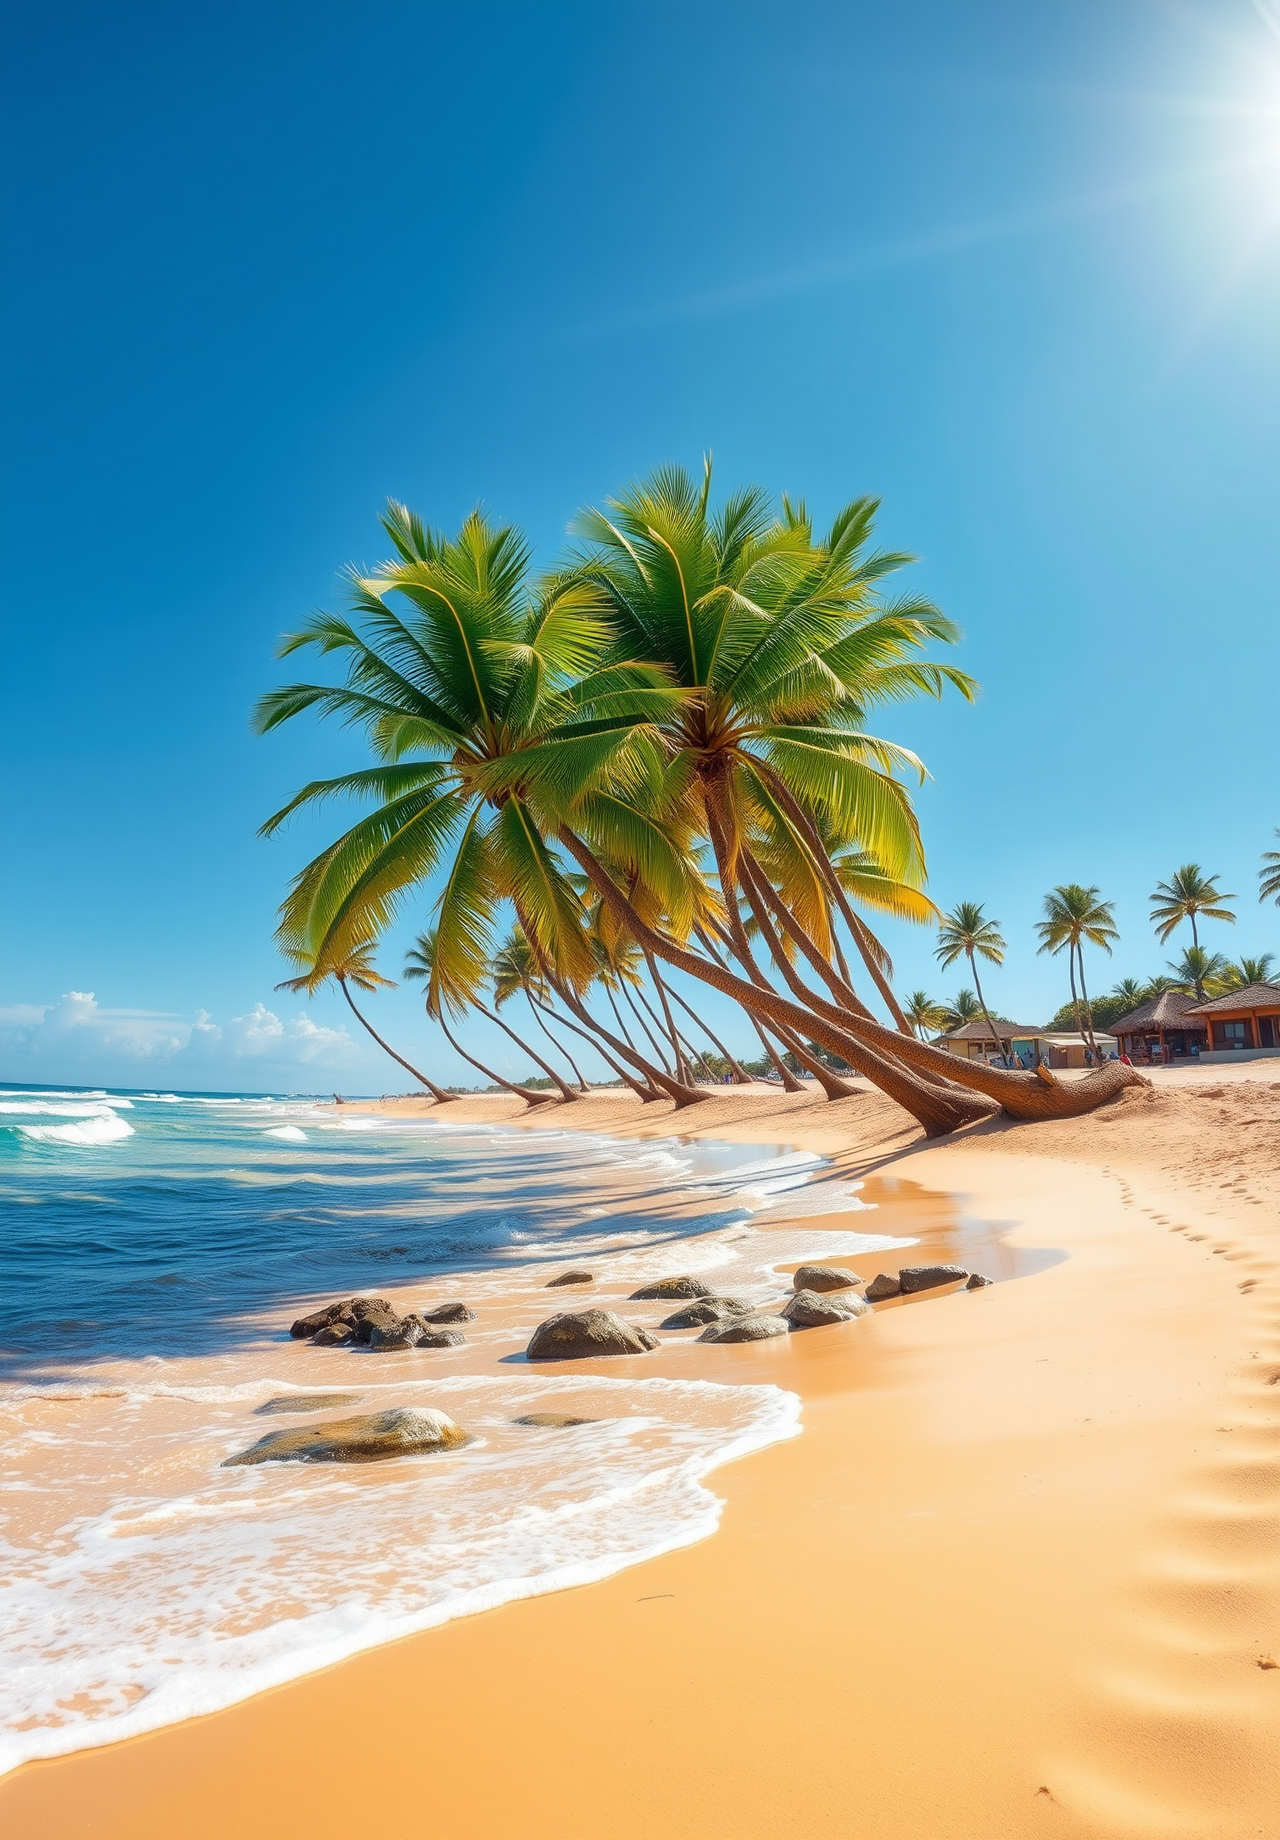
top-left (0, 1085), bottom-right (915, 1774)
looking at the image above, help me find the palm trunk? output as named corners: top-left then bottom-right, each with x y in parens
top-left (968, 954), bottom-right (1006, 1064)
top-left (475, 998), bottom-right (577, 1101)
top-left (550, 980), bottom-right (708, 1107)
top-left (337, 978), bottom-right (456, 1103)
top-left (436, 1014), bottom-right (553, 1106)
top-left (559, 825), bottom-right (1146, 1132)
top-left (643, 955), bottom-right (691, 1084)
top-left (621, 981), bottom-right (675, 1073)
top-left (1190, 911), bottom-right (1199, 950)
top-left (696, 923), bottom-right (805, 1091)
top-left (662, 980), bottom-right (753, 1084)
top-left (534, 994), bottom-right (656, 1101)
top-left (525, 987), bottom-right (590, 1091)
top-left (1074, 945), bottom-right (1099, 1059)
top-left (604, 984), bottom-right (639, 1053)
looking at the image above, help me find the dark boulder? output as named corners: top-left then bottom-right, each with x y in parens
top-left (255, 1393), bottom-right (359, 1416)
top-left (792, 1264), bottom-right (861, 1293)
top-left (290, 1299), bottom-right (353, 1339)
top-left (514, 1412), bottom-right (597, 1428)
top-left (311, 1318), bottom-right (356, 1346)
top-left (899, 1264), bottom-right (969, 1294)
top-left (419, 1301), bottom-right (476, 1324)
top-left (368, 1315), bottom-right (465, 1352)
top-left (223, 1407), bottom-right (468, 1467)
top-left (864, 1273), bottom-right (902, 1302)
top-left (527, 1310), bottom-right (659, 1361)
top-left (546, 1270), bottom-right (594, 1287)
top-left (629, 1275), bottom-right (711, 1301)
top-left (966, 1272), bottom-right (994, 1289)
top-left (696, 1313), bottom-right (789, 1345)
top-left (782, 1288), bottom-right (870, 1329)
top-left (346, 1298), bottom-right (402, 1344)
top-left (660, 1295), bottom-right (755, 1330)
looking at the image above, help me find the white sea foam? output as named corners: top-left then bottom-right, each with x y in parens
top-left (14, 1112), bottom-right (135, 1145)
top-left (263, 1125), bottom-right (308, 1143)
top-left (0, 1373), bottom-right (799, 1775)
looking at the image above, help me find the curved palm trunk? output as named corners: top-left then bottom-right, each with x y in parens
top-left (662, 979), bottom-right (753, 1084)
top-left (621, 982), bottom-right (676, 1074)
top-left (337, 978), bottom-right (456, 1103)
top-left (696, 924), bottom-right (805, 1092)
top-left (1074, 945), bottom-right (1099, 1059)
top-left (559, 827), bottom-right (1145, 1133)
top-left (475, 999), bottom-right (578, 1101)
top-left (436, 1014), bottom-right (554, 1107)
top-left (641, 951), bottom-right (691, 1084)
top-left (967, 952), bottom-right (1006, 1063)
top-left (533, 993), bottom-right (658, 1102)
top-left (525, 987), bottom-right (590, 1091)
top-left (551, 980), bottom-right (709, 1107)
top-left (604, 984), bottom-right (640, 1055)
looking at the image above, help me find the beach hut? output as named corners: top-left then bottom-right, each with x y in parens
top-left (1185, 982), bottom-right (1280, 1061)
top-left (931, 1022), bottom-right (1112, 1069)
top-left (1109, 990), bottom-right (1207, 1066)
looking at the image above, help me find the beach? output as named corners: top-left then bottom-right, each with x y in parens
top-left (3, 1071), bottom-right (1278, 1838)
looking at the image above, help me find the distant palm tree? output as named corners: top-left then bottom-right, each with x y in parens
top-left (1149, 864), bottom-right (1235, 949)
top-left (1166, 945), bottom-right (1229, 1001)
top-left (1260, 831), bottom-right (1280, 908)
top-left (903, 990), bottom-right (946, 1040)
top-left (1110, 977), bottom-right (1147, 1011)
top-left (939, 988), bottom-right (982, 1031)
top-left (276, 939), bottom-right (457, 1103)
top-left (404, 930), bottom-right (554, 1106)
top-left (1035, 884), bottom-right (1118, 1056)
top-left (1219, 953), bottom-right (1276, 991)
top-left (935, 901), bottom-right (1007, 1059)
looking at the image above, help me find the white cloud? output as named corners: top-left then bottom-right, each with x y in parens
top-left (0, 991), bottom-right (361, 1090)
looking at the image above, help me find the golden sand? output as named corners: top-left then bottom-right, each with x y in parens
top-left (4, 1073), bottom-right (1278, 1838)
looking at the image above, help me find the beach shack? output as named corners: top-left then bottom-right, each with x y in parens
top-left (1185, 982), bottom-right (1280, 1062)
top-left (932, 1022), bottom-right (1113, 1069)
top-left (1110, 990), bottom-right (1207, 1065)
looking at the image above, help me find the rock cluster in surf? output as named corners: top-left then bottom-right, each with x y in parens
top-left (289, 1295), bottom-right (474, 1351)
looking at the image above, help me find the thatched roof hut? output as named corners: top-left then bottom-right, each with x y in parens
top-left (1185, 982), bottom-right (1280, 1054)
top-left (1110, 990), bottom-right (1205, 1062)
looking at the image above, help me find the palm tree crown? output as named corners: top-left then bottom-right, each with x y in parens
top-left (1166, 945), bottom-right (1229, 1001)
top-left (1260, 830), bottom-right (1280, 908)
top-left (1149, 864), bottom-right (1235, 949)
top-left (903, 989), bottom-right (946, 1039)
top-left (935, 903), bottom-right (1006, 1057)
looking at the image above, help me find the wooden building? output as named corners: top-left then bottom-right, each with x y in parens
top-left (933, 1021), bottom-right (1115, 1069)
top-left (1109, 990), bottom-right (1207, 1065)
top-left (1185, 981), bottom-right (1280, 1059)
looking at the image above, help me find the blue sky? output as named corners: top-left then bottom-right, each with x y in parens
top-left (2, 0), bottom-right (1278, 1091)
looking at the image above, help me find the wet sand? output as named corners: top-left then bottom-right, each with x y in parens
top-left (4, 1077), bottom-right (1278, 1838)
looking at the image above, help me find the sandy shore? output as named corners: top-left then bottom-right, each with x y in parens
top-left (4, 1070), bottom-right (1278, 1838)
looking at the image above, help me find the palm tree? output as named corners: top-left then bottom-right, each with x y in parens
top-left (1220, 953), bottom-right (1276, 990)
top-left (935, 903), bottom-right (1007, 1061)
top-left (938, 988), bottom-right (981, 1031)
top-left (1165, 945), bottom-right (1229, 1001)
top-left (258, 485), bottom-right (1144, 1135)
top-left (903, 990), bottom-right (946, 1039)
top-left (1110, 977), bottom-right (1147, 1012)
top-left (491, 931), bottom-right (591, 1091)
top-left (1149, 865), bottom-right (1235, 949)
top-left (403, 931), bottom-right (554, 1106)
top-left (1260, 830), bottom-right (1280, 907)
top-left (276, 938), bottom-right (456, 1103)
top-left (1035, 884), bottom-right (1118, 1056)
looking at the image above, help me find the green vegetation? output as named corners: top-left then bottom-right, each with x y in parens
top-left (934, 903), bottom-right (1007, 1059)
top-left (1148, 864), bottom-right (1235, 949)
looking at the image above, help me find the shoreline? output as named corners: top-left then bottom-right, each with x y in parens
top-left (4, 1077), bottom-right (1278, 1837)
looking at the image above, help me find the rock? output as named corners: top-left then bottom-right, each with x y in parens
top-left (290, 1299), bottom-right (353, 1339)
top-left (898, 1264), bottom-right (969, 1294)
top-left (527, 1310), bottom-right (659, 1361)
top-left (696, 1313), bottom-right (789, 1345)
top-left (966, 1272), bottom-right (994, 1289)
top-left (368, 1315), bottom-right (465, 1351)
top-left (419, 1301), bottom-right (476, 1324)
top-left (660, 1296), bottom-right (755, 1329)
top-left (792, 1264), bottom-right (861, 1293)
top-left (417, 1327), bottom-right (466, 1348)
top-left (346, 1298), bottom-right (402, 1344)
top-left (864, 1273), bottom-right (902, 1301)
top-left (629, 1275), bottom-right (711, 1301)
top-left (546, 1270), bottom-right (594, 1287)
top-left (255, 1393), bottom-right (359, 1415)
top-left (223, 1407), bottom-right (468, 1467)
top-left (311, 1318), bottom-right (355, 1346)
top-left (513, 1412), bottom-right (597, 1428)
top-left (782, 1288), bottom-right (870, 1328)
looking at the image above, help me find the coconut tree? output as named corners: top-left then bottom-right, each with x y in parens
top-left (903, 990), bottom-right (946, 1040)
top-left (275, 938), bottom-right (457, 1103)
top-left (1149, 865), bottom-right (1235, 949)
top-left (1260, 831), bottom-right (1280, 907)
top-left (491, 931), bottom-right (592, 1091)
top-left (403, 930), bottom-right (555, 1105)
top-left (1035, 884), bottom-right (1118, 1057)
top-left (939, 988), bottom-right (982, 1031)
top-left (1220, 953), bottom-right (1277, 990)
top-left (1166, 945), bottom-right (1229, 1001)
top-left (935, 903), bottom-right (1007, 1061)
top-left (1110, 977), bottom-right (1147, 1012)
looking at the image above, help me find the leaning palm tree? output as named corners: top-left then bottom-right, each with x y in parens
top-left (1149, 865), bottom-right (1235, 949)
top-left (935, 903), bottom-right (1007, 1060)
top-left (491, 932), bottom-right (591, 1090)
top-left (938, 988), bottom-right (981, 1031)
top-left (1260, 830), bottom-right (1280, 907)
top-left (1166, 946), bottom-right (1229, 1001)
top-left (1035, 884), bottom-right (1118, 1056)
top-left (403, 930), bottom-right (555, 1106)
top-left (276, 938), bottom-right (456, 1103)
top-left (903, 990), bottom-right (946, 1039)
